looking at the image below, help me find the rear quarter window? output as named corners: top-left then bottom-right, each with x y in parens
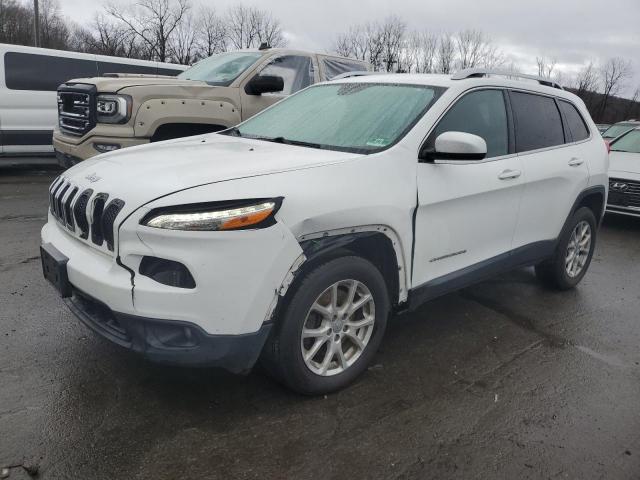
top-left (558, 100), bottom-right (590, 142)
top-left (4, 52), bottom-right (97, 91)
top-left (510, 91), bottom-right (564, 152)
top-left (97, 62), bottom-right (183, 77)
top-left (322, 58), bottom-right (368, 80)
top-left (97, 62), bottom-right (157, 76)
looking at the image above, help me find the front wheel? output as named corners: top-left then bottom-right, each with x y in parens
top-left (261, 256), bottom-right (389, 395)
top-left (535, 207), bottom-right (597, 290)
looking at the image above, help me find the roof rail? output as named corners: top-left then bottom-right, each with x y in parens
top-left (451, 68), bottom-right (564, 90)
top-left (330, 71), bottom-right (381, 81)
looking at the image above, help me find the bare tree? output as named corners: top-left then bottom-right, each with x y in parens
top-left (623, 88), bottom-right (639, 119)
top-left (197, 6), bottom-right (226, 57)
top-left (398, 31), bottom-right (419, 73)
top-left (378, 15), bottom-right (405, 72)
top-left (0, 0), bottom-right (34, 46)
top-left (437, 33), bottom-right (455, 74)
top-left (599, 57), bottom-right (633, 119)
top-left (574, 61), bottom-right (598, 95)
top-left (413, 31), bottom-right (438, 73)
top-left (333, 22), bottom-right (383, 70)
top-left (226, 4), bottom-right (285, 49)
top-left (106, 0), bottom-right (190, 62)
top-left (455, 29), bottom-right (493, 69)
top-left (536, 56), bottom-right (557, 78)
top-left (72, 14), bottom-right (141, 57)
top-left (38, 0), bottom-right (69, 49)
top-left (168, 11), bottom-right (198, 64)
top-left (250, 6), bottom-right (285, 47)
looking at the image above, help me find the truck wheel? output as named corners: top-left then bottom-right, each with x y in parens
top-left (262, 256), bottom-right (389, 395)
top-left (535, 207), bottom-right (597, 290)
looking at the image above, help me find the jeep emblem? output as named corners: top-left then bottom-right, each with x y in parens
top-left (85, 173), bottom-right (101, 183)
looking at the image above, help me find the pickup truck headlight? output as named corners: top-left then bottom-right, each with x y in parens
top-left (140, 199), bottom-right (283, 231)
top-left (96, 94), bottom-right (131, 124)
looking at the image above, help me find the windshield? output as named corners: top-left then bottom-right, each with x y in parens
top-left (177, 52), bottom-right (263, 86)
top-left (231, 83), bottom-right (444, 154)
top-left (611, 129), bottom-right (640, 154)
top-left (602, 123), bottom-right (636, 139)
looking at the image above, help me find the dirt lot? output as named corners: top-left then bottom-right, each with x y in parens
top-left (1, 167), bottom-right (639, 480)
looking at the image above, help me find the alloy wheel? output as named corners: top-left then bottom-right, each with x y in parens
top-left (300, 279), bottom-right (376, 376)
top-left (565, 220), bottom-right (592, 278)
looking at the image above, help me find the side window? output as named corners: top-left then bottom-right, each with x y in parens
top-left (427, 89), bottom-right (509, 158)
top-left (259, 55), bottom-right (313, 95)
top-left (558, 100), bottom-right (590, 142)
top-left (510, 91), bottom-right (564, 152)
top-left (4, 52), bottom-right (97, 91)
top-left (97, 62), bottom-right (157, 76)
top-left (321, 58), bottom-right (367, 80)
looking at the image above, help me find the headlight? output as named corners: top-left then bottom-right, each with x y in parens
top-left (96, 94), bottom-right (131, 124)
top-left (140, 198), bottom-right (283, 231)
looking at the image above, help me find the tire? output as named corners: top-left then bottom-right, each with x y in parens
top-left (535, 207), bottom-right (597, 290)
top-left (261, 256), bottom-right (390, 395)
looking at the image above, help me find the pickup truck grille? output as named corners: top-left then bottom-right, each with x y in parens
top-left (49, 177), bottom-right (125, 252)
top-left (57, 84), bottom-right (97, 137)
top-left (608, 178), bottom-right (640, 209)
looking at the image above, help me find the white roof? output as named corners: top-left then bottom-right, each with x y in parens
top-left (332, 72), bottom-right (581, 102)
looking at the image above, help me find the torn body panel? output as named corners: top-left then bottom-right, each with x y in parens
top-left (298, 225), bottom-right (409, 304)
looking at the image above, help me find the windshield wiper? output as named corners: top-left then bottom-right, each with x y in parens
top-left (265, 136), bottom-right (325, 150)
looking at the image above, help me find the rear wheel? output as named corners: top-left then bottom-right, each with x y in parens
top-left (535, 207), bottom-right (597, 290)
top-left (261, 256), bottom-right (389, 395)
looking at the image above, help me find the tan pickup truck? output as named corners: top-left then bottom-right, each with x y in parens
top-left (53, 47), bottom-right (371, 166)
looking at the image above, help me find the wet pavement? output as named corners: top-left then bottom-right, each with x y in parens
top-left (1, 167), bottom-right (639, 480)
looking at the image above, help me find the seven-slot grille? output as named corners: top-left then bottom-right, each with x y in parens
top-left (57, 84), bottom-right (96, 136)
top-left (49, 177), bottom-right (125, 252)
top-left (608, 178), bottom-right (640, 210)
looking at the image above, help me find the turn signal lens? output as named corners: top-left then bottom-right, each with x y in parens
top-left (219, 207), bottom-right (274, 230)
top-left (142, 201), bottom-right (278, 231)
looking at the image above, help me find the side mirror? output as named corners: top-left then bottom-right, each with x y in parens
top-left (245, 75), bottom-right (285, 95)
top-left (419, 131), bottom-right (487, 162)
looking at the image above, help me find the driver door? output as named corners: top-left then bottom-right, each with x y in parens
top-left (412, 88), bottom-right (524, 290)
top-left (240, 55), bottom-right (315, 120)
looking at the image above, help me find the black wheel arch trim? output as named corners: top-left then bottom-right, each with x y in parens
top-left (298, 231), bottom-right (401, 305)
top-left (569, 185), bottom-right (607, 226)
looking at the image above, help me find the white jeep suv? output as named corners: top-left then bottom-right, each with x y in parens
top-left (41, 69), bottom-right (609, 394)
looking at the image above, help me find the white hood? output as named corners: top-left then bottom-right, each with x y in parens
top-left (63, 134), bottom-right (358, 215)
top-left (609, 151), bottom-right (640, 178)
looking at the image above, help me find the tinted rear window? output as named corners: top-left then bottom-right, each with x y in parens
top-left (4, 52), bottom-right (183, 91)
top-left (559, 100), bottom-right (590, 142)
top-left (98, 62), bottom-right (156, 76)
top-left (4, 52), bottom-right (97, 91)
top-left (97, 62), bottom-right (182, 77)
top-left (510, 91), bottom-right (564, 152)
top-left (157, 66), bottom-right (184, 76)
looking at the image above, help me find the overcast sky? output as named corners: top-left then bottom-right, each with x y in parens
top-left (58, 0), bottom-right (640, 98)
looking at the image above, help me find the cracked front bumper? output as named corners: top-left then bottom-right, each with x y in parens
top-left (65, 289), bottom-right (272, 372)
top-left (42, 207), bottom-right (303, 336)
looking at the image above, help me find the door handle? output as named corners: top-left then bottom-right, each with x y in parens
top-left (568, 157), bottom-right (584, 167)
top-left (498, 169), bottom-right (521, 180)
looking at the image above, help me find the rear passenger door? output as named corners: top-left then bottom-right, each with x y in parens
top-left (509, 91), bottom-right (591, 250)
